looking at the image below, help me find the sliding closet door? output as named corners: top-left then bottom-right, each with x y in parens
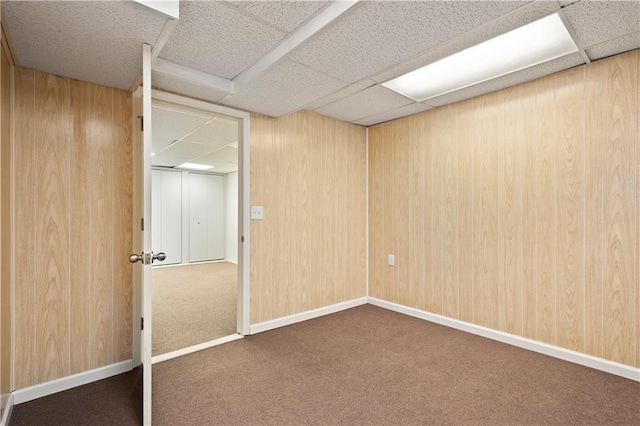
top-left (189, 172), bottom-right (224, 262)
top-left (151, 169), bottom-right (182, 265)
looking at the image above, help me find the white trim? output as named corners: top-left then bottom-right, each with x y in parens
top-left (250, 297), bottom-right (368, 335)
top-left (152, 334), bottom-right (244, 364)
top-left (365, 128), bottom-right (369, 297)
top-left (151, 18), bottom-right (178, 61)
top-left (12, 360), bottom-right (133, 405)
top-left (0, 394), bottom-right (13, 426)
top-left (230, 0), bottom-right (361, 93)
top-left (368, 297), bottom-right (640, 382)
top-left (152, 58), bottom-right (233, 94)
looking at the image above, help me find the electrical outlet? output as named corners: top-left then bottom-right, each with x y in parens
top-left (388, 254), bottom-right (395, 266)
top-left (251, 206), bottom-right (264, 220)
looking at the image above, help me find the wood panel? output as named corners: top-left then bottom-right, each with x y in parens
top-left (534, 74), bottom-right (556, 345)
top-left (368, 50), bottom-right (640, 368)
top-left (498, 84), bottom-right (523, 335)
top-left (14, 69), bottom-right (134, 388)
top-left (555, 67), bottom-right (585, 352)
top-left (112, 90), bottom-right (133, 362)
top-left (34, 71), bottom-right (70, 383)
top-left (0, 35), bottom-right (13, 395)
top-left (250, 111), bottom-right (366, 324)
top-left (14, 67), bottom-right (36, 389)
top-left (601, 53), bottom-right (636, 366)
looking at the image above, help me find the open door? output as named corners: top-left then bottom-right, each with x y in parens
top-left (129, 43), bottom-right (162, 425)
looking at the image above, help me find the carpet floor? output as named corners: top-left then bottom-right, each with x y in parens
top-left (152, 261), bottom-right (237, 356)
top-left (11, 305), bottom-right (640, 425)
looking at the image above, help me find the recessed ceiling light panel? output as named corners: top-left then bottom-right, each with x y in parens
top-left (382, 13), bottom-right (579, 102)
top-left (177, 162), bottom-right (214, 171)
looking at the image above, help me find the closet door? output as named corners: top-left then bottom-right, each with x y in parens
top-left (189, 173), bottom-right (224, 262)
top-left (151, 169), bottom-right (182, 264)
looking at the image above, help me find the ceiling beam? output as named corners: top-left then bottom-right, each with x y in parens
top-left (152, 57), bottom-right (234, 94)
top-left (152, 18), bottom-right (178, 60)
top-left (230, 0), bottom-right (361, 93)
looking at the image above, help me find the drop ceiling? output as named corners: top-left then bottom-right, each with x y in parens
top-left (151, 102), bottom-right (239, 174)
top-left (2, 0), bottom-right (639, 128)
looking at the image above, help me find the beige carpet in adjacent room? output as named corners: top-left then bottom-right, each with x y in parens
top-left (152, 261), bottom-right (237, 355)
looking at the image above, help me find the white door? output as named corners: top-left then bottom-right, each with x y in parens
top-left (128, 43), bottom-right (158, 426)
top-left (152, 169), bottom-right (182, 265)
top-left (188, 173), bottom-right (225, 262)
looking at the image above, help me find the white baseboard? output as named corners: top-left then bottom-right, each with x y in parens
top-left (250, 297), bottom-right (368, 335)
top-left (152, 333), bottom-right (244, 364)
top-left (13, 360), bottom-right (133, 405)
top-left (368, 297), bottom-right (640, 382)
top-left (0, 394), bottom-right (13, 426)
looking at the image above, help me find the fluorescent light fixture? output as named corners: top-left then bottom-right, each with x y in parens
top-left (382, 13), bottom-right (578, 102)
top-left (150, 152), bottom-right (156, 157)
top-left (178, 162), bottom-right (214, 171)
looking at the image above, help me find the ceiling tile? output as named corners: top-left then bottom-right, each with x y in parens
top-left (563, 0), bottom-right (640, 48)
top-left (183, 118), bottom-right (239, 148)
top-left (315, 85), bottom-right (413, 123)
top-left (152, 72), bottom-right (229, 104)
top-left (426, 52), bottom-right (585, 108)
top-left (221, 59), bottom-right (347, 117)
top-left (195, 147), bottom-right (239, 164)
top-left (152, 138), bottom-right (175, 154)
top-left (303, 79), bottom-right (376, 111)
top-left (291, 0), bottom-right (530, 84)
top-left (1, 1), bottom-right (166, 90)
top-left (586, 31), bottom-right (640, 61)
top-left (152, 141), bottom-right (215, 168)
top-left (208, 162), bottom-right (239, 174)
top-left (152, 106), bottom-right (210, 143)
top-left (354, 102), bottom-right (434, 127)
top-left (158, 1), bottom-right (286, 79)
top-left (372, 0), bottom-right (560, 84)
top-left (559, 0), bottom-right (581, 7)
top-left (237, 1), bottom-right (328, 32)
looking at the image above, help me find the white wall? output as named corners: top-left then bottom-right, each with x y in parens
top-left (224, 171), bottom-right (238, 264)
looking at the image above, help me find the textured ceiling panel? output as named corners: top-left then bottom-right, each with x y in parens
top-left (372, 0), bottom-right (560, 84)
top-left (426, 52), bottom-right (585, 108)
top-left (222, 59), bottom-right (347, 117)
top-left (354, 102), bottom-right (434, 127)
top-left (559, 0), bottom-right (581, 7)
top-left (152, 72), bottom-right (229, 105)
top-left (1, 1), bottom-right (166, 90)
top-left (184, 119), bottom-right (239, 148)
top-left (152, 106), bottom-right (210, 143)
top-left (291, 0), bottom-right (529, 84)
top-left (563, 0), bottom-right (640, 48)
top-left (303, 79), bottom-right (376, 111)
top-left (151, 137), bottom-right (175, 154)
top-left (152, 141), bottom-right (215, 168)
top-left (315, 85), bottom-right (413, 123)
top-left (586, 31), bottom-right (640, 61)
top-left (159, 1), bottom-right (286, 79)
top-left (208, 162), bottom-right (238, 173)
top-left (233, 1), bottom-right (328, 32)
top-left (195, 147), bottom-right (238, 164)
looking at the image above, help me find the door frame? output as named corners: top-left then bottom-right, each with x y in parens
top-left (132, 89), bottom-right (251, 366)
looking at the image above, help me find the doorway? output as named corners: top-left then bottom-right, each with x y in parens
top-left (132, 89), bottom-right (250, 367)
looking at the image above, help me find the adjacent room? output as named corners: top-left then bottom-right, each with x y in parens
top-left (149, 100), bottom-right (240, 357)
top-left (0, 0), bottom-right (639, 425)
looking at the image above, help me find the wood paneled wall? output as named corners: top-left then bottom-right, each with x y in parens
top-left (250, 110), bottom-right (366, 324)
top-left (369, 50), bottom-right (640, 368)
top-left (13, 68), bottom-right (133, 389)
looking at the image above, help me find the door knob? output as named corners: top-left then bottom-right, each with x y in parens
top-left (129, 253), bottom-right (143, 263)
top-left (153, 252), bottom-right (167, 262)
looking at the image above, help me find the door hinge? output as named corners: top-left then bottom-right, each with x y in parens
top-left (140, 116), bottom-right (144, 131)
top-left (141, 218), bottom-right (144, 231)
top-left (141, 317), bottom-right (144, 331)
top-left (241, 235), bottom-right (245, 243)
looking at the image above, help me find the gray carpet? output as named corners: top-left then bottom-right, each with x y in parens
top-left (11, 305), bottom-right (640, 425)
top-left (152, 261), bottom-right (237, 355)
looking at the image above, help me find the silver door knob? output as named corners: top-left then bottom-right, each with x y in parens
top-left (129, 253), bottom-right (143, 263)
top-left (153, 252), bottom-right (167, 262)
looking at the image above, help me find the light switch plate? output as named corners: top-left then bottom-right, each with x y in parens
top-left (388, 254), bottom-right (394, 266)
top-left (251, 206), bottom-right (264, 220)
